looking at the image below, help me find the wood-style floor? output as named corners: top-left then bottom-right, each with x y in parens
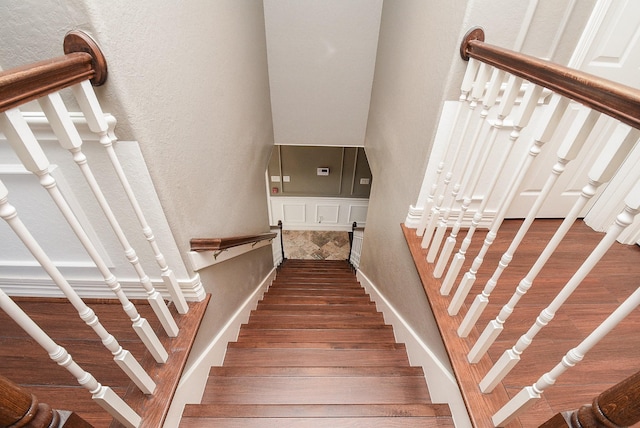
top-left (403, 219), bottom-right (640, 428)
top-left (0, 296), bottom-right (209, 428)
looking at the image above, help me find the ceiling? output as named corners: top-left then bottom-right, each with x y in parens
top-left (263, 0), bottom-right (384, 147)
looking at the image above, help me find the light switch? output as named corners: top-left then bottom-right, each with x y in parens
top-left (271, 176), bottom-right (281, 182)
top-left (360, 178), bottom-right (370, 185)
top-left (283, 176), bottom-right (290, 182)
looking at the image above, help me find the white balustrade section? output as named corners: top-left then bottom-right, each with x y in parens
top-left (37, 92), bottom-right (169, 363)
top-left (480, 181), bottom-right (640, 393)
top-left (440, 76), bottom-right (526, 300)
top-left (0, 177), bottom-right (155, 395)
top-left (468, 121), bottom-right (638, 362)
top-left (1, 106), bottom-right (178, 339)
top-left (349, 227), bottom-right (365, 269)
top-left (422, 61), bottom-right (490, 248)
top-left (0, 287), bottom-right (141, 428)
top-left (415, 58), bottom-right (480, 237)
top-left (446, 81), bottom-right (543, 312)
top-left (492, 284), bottom-right (640, 427)
top-left (429, 67), bottom-right (506, 270)
top-left (458, 104), bottom-right (602, 340)
top-left (72, 80), bottom-right (189, 316)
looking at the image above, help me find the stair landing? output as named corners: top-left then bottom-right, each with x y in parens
top-left (180, 259), bottom-right (453, 427)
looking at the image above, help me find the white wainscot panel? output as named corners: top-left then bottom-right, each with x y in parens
top-left (272, 197), bottom-right (368, 231)
top-left (348, 205), bottom-right (368, 224)
top-left (282, 203), bottom-right (306, 223)
top-left (316, 204), bottom-right (340, 224)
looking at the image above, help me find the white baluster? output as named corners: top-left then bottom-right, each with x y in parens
top-left (447, 81), bottom-right (543, 314)
top-left (469, 119), bottom-right (637, 362)
top-left (0, 288), bottom-right (141, 428)
top-left (432, 68), bottom-right (507, 275)
top-left (492, 284), bottom-right (640, 427)
top-left (440, 76), bottom-right (526, 301)
top-left (427, 64), bottom-right (495, 258)
top-left (72, 80), bottom-right (188, 315)
top-left (38, 92), bottom-right (169, 363)
top-left (480, 183), bottom-right (640, 393)
top-left (0, 177), bottom-right (155, 395)
top-left (459, 103), bottom-right (601, 341)
top-left (1, 106), bottom-right (177, 338)
top-left (416, 58), bottom-right (480, 239)
top-left (422, 62), bottom-right (491, 248)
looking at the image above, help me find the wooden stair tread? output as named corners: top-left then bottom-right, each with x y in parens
top-left (263, 288), bottom-right (368, 296)
top-left (223, 348), bottom-right (410, 366)
top-left (236, 328), bottom-right (397, 343)
top-left (259, 296), bottom-right (375, 305)
top-left (182, 403), bottom-right (451, 418)
top-left (201, 376), bottom-right (431, 404)
top-left (207, 366), bottom-right (425, 377)
top-left (254, 304), bottom-right (381, 314)
top-left (227, 341), bottom-right (405, 349)
top-left (180, 416), bottom-right (455, 427)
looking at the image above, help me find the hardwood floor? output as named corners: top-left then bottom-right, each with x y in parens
top-left (0, 296), bottom-right (209, 428)
top-left (180, 259), bottom-right (454, 427)
top-left (403, 219), bottom-right (640, 427)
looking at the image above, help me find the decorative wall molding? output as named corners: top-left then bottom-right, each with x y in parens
top-left (271, 196), bottom-right (368, 231)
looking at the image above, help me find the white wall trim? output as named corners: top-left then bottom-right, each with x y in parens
top-left (164, 267), bottom-right (276, 427)
top-left (187, 239), bottom-right (274, 272)
top-left (356, 269), bottom-right (472, 428)
top-left (0, 274), bottom-right (206, 301)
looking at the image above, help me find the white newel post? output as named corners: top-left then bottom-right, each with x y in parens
top-left (409, 57), bottom-right (480, 232)
top-left (469, 119), bottom-right (637, 363)
top-left (37, 92), bottom-right (169, 363)
top-left (72, 80), bottom-right (189, 316)
top-left (0, 176), bottom-right (155, 395)
top-left (0, 287), bottom-right (141, 428)
top-left (480, 179), bottom-right (640, 393)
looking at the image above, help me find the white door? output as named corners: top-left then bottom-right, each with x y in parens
top-left (507, 0), bottom-right (640, 245)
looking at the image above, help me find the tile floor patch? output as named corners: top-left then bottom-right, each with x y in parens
top-left (283, 230), bottom-right (350, 260)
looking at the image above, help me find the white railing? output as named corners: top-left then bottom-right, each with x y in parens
top-left (0, 31), bottom-right (194, 427)
top-left (349, 224), bottom-right (364, 270)
top-left (406, 27), bottom-right (640, 426)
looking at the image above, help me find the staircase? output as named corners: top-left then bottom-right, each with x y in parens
top-left (180, 259), bottom-right (454, 427)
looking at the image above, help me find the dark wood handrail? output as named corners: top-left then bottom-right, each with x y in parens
top-left (540, 369), bottom-right (640, 427)
top-left (460, 27), bottom-right (640, 130)
top-left (0, 374), bottom-right (92, 427)
top-left (190, 232), bottom-right (277, 252)
top-left (0, 30), bottom-right (107, 113)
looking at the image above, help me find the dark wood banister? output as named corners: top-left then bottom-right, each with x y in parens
top-left (0, 374), bottom-right (92, 427)
top-left (460, 27), bottom-right (640, 130)
top-left (0, 30), bottom-right (107, 113)
top-left (190, 232), bottom-right (277, 252)
top-left (540, 369), bottom-right (640, 427)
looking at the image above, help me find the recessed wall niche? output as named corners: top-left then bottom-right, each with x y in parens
top-left (267, 145), bottom-right (372, 198)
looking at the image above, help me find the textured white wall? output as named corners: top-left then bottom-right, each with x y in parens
top-left (264, 0), bottom-right (383, 146)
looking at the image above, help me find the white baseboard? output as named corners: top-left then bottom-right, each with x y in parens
top-left (356, 269), bottom-right (472, 428)
top-left (163, 267), bottom-right (276, 428)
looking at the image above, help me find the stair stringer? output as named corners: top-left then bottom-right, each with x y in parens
top-left (164, 267), bottom-right (277, 428)
top-left (357, 269), bottom-right (472, 428)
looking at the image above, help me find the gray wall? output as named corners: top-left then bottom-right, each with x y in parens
top-left (268, 146), bottom-right (372, 198)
